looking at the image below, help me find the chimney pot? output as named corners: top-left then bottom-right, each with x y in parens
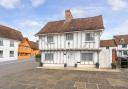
top-left (65, 10), bottom-right (73, 22)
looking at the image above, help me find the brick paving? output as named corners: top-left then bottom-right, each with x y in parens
top-left (0, 69), bottom-right (128, 89)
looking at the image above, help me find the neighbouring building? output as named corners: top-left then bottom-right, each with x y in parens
top-left (29, 41), bottom-right (40, 56)
top-left (18, 38), bottom-right (39, 60)
top-left (114, 35), bottom-right (128, 57)
top-left (100, 35), bottom-right (128, 68)
top-left (36, 10), bottom-right (105, 68)
top-left (100, 39), bottom-right (117, 68)
top-left (0, 25), bottom-right (23, 62)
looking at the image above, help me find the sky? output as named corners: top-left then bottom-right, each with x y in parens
top-left (0, 0), bottom-right (128, 41)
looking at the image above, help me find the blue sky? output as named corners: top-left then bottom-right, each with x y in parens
top-left (0, 0), bottom-right (128, 41)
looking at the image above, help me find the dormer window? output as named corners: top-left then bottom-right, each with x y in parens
top-left (47, 35), bottom-right (54, 43)
top-left (66, 33), bottom-right (73, 40)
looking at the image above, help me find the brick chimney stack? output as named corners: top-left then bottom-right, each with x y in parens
top-left (65, 10), bottom-right (73, 22)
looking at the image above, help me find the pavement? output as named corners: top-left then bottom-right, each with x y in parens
top-left (0, 67), bottom-right (128, 89)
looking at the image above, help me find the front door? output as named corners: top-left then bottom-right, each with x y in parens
top-left (67, 52), bottom-right (75, 67)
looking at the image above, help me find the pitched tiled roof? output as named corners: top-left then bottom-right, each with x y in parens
top-left (29, 41), bottom-right (39, 50)
top-left (114, 35), bottom-right (128, 45)
top-left (100, 39), bottom-right (117, 47)
top-left (0, 25), bottom-right (23, 41)
top-left (36, 15), bottom-right (104, 35)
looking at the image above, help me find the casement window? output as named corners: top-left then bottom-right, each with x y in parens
top-left (47, 36), bottom-right (53, 43)
top-left (10, 41), bottom-right (14, 47)
top-left (81, 53), bottom-right (93, 61)
top-left (66, 33), bottom-right (73, 40)
top-left (45, 53), bottom-right (53, 61)
top-left (0, 50), bottom-right (3, 58)
top-left (86, 33), bottom-right (94, 41)
top-left (123, 51), bottom-right (128, 55)
top-left (122, 44), bottom-right (127, 48)
top-left (0, 40), bottom-right (3, 46)
top-left (10, 51), bottom-right (14, 57)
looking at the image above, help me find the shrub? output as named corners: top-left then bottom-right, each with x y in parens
top-left (35, 54), bottom-right (41, 59)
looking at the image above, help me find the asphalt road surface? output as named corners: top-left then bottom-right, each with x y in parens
top-left (0, 58), bottom-right (38, 78)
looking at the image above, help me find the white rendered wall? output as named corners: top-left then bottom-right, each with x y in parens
top-left (0, 37), bottom-right (20, 62)
top-left (41, 51), bottom-right (98, 65)
top-left (39, 31), bottom-right (101, 50)
top-left (99, 47), bottom-right (116, 68)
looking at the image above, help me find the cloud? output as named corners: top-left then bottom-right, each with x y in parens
top-left (16, 19), bottom-right (46, 41)
top-left (108, 0), bottom-right (127, 11)
top-left (0, 0), bottom-right (21, 9)
top-left (31, 0), bottom-right (45, 7)
top-left (101, 20), bottom-right (128, 39)
top-left (65, 6), bottom-right (104, 18)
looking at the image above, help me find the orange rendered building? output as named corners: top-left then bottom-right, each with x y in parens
top-left (18, 38), bottom-right (40, 60)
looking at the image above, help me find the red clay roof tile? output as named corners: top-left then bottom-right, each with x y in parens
top-left (36, 15), bottom-right (104, 35)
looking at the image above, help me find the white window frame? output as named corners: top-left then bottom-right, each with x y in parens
top-left (0, 50), bottom-right (3, 58)
top-left (10, 51), bottom-right (14, 57)
top-left (66, 33), bottom-right (73, 40)
top-left (85, 33), bottom-right (95, 42)
top-left (0, 40), bottom-right (3, 46)
top-left (45, 53), bottom-right (54, 61)
top-left (81, 53), bottom-right (93, 62)
top-left (10, 41), bottom-right (14, 47)
top-left (47, 35), bottom-right (54, 44)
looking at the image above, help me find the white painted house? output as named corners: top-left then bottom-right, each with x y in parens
top-left (0, 25), bottom-right (23, 62)
top-left (113, 35), bottom-right (128, 57)
top-left (36, 10), bottom-right (104, 67)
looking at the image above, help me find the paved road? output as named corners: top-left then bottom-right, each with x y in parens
top-left (0, 58), bottom-right (38, 78)
top-left (0, 69), bottom-right (128, 89)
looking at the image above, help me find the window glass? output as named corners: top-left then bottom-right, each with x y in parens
top-left (86, 33), bottom-right (94, 41)
top-left (0, 50), bottom-right (3, 58)
top-left (81, 53), bottom-right (93, 61)
top-left (123, 51), bottom-right (128, 55)
top-left (10, 41), bottom-right (14, 47)
top-left (45, 53), bottom-right (53, 61)
top-left (122, 44), bottom-right (127, 48)
top-left (47, 36), bottom-right (53, 43)
top-left (0, 40), bottom-right (3, 46)
top-left (106, 46), bottom-right (109, 49)
top-left (66, 33), bottom-right (73, 40)
top-left (10, 51), bottom-right (14, 57)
